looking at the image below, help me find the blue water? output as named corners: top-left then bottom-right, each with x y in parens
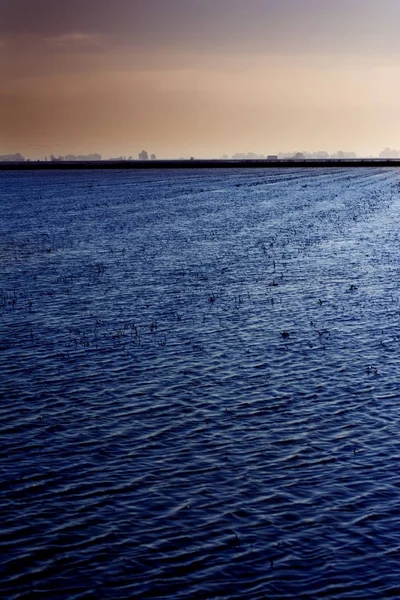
top-left (1, 168), bottom-right (400, 599)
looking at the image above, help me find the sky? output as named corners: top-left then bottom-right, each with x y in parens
top-left (1, 0), bottom-right (400, 159)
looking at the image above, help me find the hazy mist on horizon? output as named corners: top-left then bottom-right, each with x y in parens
top-left (1, 0), bottom-right (400, 159)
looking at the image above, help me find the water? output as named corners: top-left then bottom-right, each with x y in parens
top-left (1, 167), bottom-right (400, 599)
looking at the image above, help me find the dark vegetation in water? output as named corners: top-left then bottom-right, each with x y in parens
top-left (1, 168), bottom-right (400, 599)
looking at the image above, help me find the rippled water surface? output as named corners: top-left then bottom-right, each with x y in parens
top-left (2, 168), bottom-right (400, 599)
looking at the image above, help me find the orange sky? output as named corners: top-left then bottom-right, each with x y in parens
top-left (1, 0), bottom-right (400, 159)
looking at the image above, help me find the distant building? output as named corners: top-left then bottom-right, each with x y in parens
top-left (267, 155), bottom-right (278, 160)
top-left (139, 150), bottom-right (149, 160)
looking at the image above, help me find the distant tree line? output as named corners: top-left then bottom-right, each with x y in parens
top-left (228, 150), bottom-right (358, 160)
top-left (282, 151), bottom-right (357, 159)
top-left (50, 153), bottom-right (102, 162)
top-left (3, 148), bottom-right (400, 163)
top-left (138, 150), bottom-right (157, 160)
top-left (230, 150), bottom-right (359, 160)
top-left (379, 148), bottom-right (400, 158)
top-left (229, 149), bottom-right (400, 160)
top-left (0, 153), bottom-right (25, 162)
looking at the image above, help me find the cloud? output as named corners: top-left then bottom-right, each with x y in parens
top-left (1, 0), bottom-right (400, 57)
top-left (45, 32), bottom-right (103, 48)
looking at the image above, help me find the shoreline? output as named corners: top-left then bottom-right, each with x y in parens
top-left (2, 158), bottom-right (400, 170)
